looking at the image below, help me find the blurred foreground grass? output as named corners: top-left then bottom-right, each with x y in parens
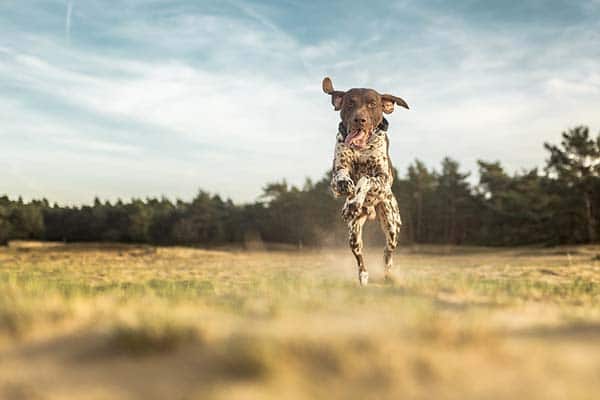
top-left (1, 241), bottom-right (600, 399)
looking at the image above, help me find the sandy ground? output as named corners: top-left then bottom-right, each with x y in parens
top-left (1, 242), bottom-right (600, 399)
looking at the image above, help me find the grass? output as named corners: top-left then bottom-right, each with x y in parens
top-left (1, 241), bottom-right (600, 399)
top-left (105, 310), bottom-right (202, 356)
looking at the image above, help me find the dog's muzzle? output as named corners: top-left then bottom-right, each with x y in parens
top-left (344, 128), bottom-right (372, 149)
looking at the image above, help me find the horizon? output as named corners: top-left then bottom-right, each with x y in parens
top-left (2, 1), bottom-right (600, 205)
top-left (0, 134), bottom-right (586, 207)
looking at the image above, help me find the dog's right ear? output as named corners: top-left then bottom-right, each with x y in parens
top-left (322, 77), bottom-right (344, 111)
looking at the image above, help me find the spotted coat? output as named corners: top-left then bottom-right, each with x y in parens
top-left (330, 120), bottom-right (402, 285)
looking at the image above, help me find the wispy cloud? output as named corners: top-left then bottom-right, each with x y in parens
top-left (65, 0), bottom-right (73, 42)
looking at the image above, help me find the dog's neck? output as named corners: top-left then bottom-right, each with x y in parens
top-left (338, 117), bottom-right (389, 140)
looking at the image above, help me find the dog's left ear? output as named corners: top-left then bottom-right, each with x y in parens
top-left (322, 77), bottom-right (345, 111)
top-left (381, 94), bottom-right (410, 114)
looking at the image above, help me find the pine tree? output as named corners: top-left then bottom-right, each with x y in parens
top-left (544, 126), bottom-right (600, 243)
top-left (436, 158), bottom-right (472, 244)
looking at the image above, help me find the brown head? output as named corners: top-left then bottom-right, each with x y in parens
top-left (322, 77), bottom-right (409, 148)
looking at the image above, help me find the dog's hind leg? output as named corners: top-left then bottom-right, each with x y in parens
top-left (376, 194), bottom-right (401, 282)
top-left (348, 214), bottom-right (368, 286)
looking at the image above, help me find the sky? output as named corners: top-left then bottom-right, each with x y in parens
top-left (1, 0), bottom-right (600, 205)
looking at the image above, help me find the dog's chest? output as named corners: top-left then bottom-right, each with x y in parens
top-left (351, 133), bottom-right (389, 175)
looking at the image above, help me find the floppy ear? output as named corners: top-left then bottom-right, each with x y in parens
top-left (381, 94), bottom-right (410, 114)
top-left (322, 77), bottom-right (345, 111)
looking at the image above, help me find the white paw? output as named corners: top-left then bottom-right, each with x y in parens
top-left (359, 271), bottom-right (369, 286)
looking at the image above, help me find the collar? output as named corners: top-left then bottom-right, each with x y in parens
top-left (338, 117), bottom-right (389, 139)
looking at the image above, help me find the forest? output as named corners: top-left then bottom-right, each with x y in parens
top-left (1, 126), bottom-right (599, 247)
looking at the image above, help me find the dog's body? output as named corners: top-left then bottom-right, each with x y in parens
top-left (331, 119), bottom-right (402, 285)
top-left (323, 77), bottom-right (408, 286)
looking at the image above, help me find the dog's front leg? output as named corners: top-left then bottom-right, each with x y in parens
top-left (342, 176), bottom-right (371, 221)
top-left (331, 143), bottom-right (355, 197)
top-left (332, 169), bottom-right (355, 197)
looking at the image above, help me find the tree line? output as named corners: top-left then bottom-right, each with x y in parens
top-left (1, 126), bottom-right (599, 247)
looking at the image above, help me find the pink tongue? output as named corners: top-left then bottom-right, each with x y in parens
top-left (345, 130), bottom-right (370, 148)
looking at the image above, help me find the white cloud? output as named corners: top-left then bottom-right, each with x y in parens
top-left (545, 76), bottom-right (600, 96)
top-left (0, 37), bottom-right (337, 203)
top-left (1, 1), bottom-right (600, 203)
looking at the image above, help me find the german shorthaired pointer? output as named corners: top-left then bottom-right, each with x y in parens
top-left (323, 77), bottom-right (409, 286)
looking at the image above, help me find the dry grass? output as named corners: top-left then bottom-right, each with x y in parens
top-left (1, 241), bottom-right (600, 399)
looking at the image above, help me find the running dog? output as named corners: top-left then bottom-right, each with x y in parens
top-left (323, 77), bottom-right (409, 286)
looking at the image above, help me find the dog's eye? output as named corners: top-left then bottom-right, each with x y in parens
top-left (368, 101), bottom-right (376, 108)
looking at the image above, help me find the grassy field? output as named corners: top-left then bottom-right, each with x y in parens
top-left (1, 242), bottom-right (600, 400)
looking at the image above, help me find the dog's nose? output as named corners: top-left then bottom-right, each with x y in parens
top-left (354, 117), bottom-right (367, 125)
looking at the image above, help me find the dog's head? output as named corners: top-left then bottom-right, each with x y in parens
top-left (322, 77), bottom-right (409, 148)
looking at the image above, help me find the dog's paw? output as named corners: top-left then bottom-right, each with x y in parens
top-left (358, 271), bottom-right (369, 286)
top-left (336, 178), bottom-right (355, 196)
top-left (342, 199), bottom-right (361, 221)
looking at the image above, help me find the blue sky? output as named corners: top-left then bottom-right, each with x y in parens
top-left (1, 0), bottom-right (600, 204)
